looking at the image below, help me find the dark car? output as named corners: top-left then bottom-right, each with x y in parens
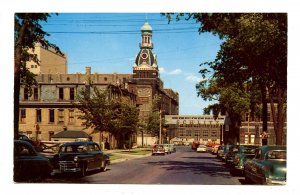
top-left (14, 140), bottom-right (53, 182)
top-left (52, 141), bottom-right (110, 177)
top-left (230, 145), bottom-right (259, 175)
top-left (18, 134), bottom-right (38, 147)
top-left (224, 145), bottom-right (239, 166)
top-left (244, 145), bottom-right (286, 185)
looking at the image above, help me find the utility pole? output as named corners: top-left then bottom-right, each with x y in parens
top-left (159, 109), bottom-right (162, 144)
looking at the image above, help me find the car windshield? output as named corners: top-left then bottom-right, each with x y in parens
top-left (241, 147), bottom-right (257, 154)
top-left (154, 145), bottom-right (163, 149)
top-left (266, 150), bottom-right (286, 160)
top-left (60, 145), bottom-right (87, 153)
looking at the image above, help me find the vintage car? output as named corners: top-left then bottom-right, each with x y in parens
top-left (211, 144), bottom-right (220, 155)
top-left (51, 141), bottom-right (110, 177)
top-left (231, 145), bottom-right (259, 175)
top-left (163, 144), bottom-right (172, 154)
top-left (14, 140), bottom-right (53, 182)
top-left (217, 145), bottom-right (225, 159)
top-left (169, 144), bottom-right (176, 153)
top-left (152, 144), bottom-right (166, 155)
top-left (196, 144), bottom-right (207, 152)
top-left (224, 145), bottom-right (239, 166)
top-left (244, 145), bottom-right (286, 185)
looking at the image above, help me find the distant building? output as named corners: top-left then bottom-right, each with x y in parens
top-left (19, 21), bottom-right (179, 148)
top-left (165, 115), bottom-right (226, 145)
top-left (239, 104), bottom-right (287, 145)
top-left (26, 42), bottom-right (68, 74)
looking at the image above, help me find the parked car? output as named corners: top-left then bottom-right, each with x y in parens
top-left (152, 144), bottom-right (166, 155)
top-left (221, 145), bottom-right (232, 161)
top-left (169, 144), bottom-right (176, 153)
top-left (163, 144), bottom-right (172, 154)
top-left (244, 145), bottom-right (286, 185)
top-left (211, 144), bottom-right (220, 155)
top-left (51, 141), bottom-right (110, 177)
top-left (191, 141), bottom-right (199, 150)
top-left (14, 140), bottom-right (53, 182)
top-left (196, 144), bottom-right (207, 152)
top-left (18, 134), bottom-right (39, 147)
top-left (217, 145), bottom-right (225, 159)
top-left (231, 145), bottom-right (259, 175)
top-left (225, 145), bottom-right (239, 166)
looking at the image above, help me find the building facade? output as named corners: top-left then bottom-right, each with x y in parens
top-left (19, 21), bottom-right (179, 148)
top-left (26, 42), bottom-right (68, 74)
top-left (165, 115), bottom-right (226, 145)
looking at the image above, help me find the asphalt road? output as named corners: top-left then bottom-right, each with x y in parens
top-left (43, 146), bottom-right (245, 184)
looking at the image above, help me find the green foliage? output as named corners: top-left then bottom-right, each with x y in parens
top-left (75, 85), bottom-right (139, 142)
top-left (14, 13), bottom-right (63, 138)
top-left (147, 94), bottom-right (165, 137)
top-left (164, 13), bottom-right (287, 144)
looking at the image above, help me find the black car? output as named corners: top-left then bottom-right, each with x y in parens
top-left (14, 140), bottom-right (53, 182)
top-left (52, 141), bottom-right (110, 177)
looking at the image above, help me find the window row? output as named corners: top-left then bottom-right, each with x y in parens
top-left (23, 87), bottom-right (75, 101)
top-left (178, 130), bottom-right (219, 137)
top-left (20, 109), bottom-right (76, 124)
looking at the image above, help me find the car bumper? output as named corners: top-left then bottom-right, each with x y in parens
top-left (266, 177), bottom-right (286, 185)
top-left (58, 161), bottom-right (81, 173)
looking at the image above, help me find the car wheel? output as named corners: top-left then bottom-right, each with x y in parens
top-left (100, 161), bottom-right (107, 172)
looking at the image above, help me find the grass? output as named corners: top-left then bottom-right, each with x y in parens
top-left (116, 149), bottom-right (152, 155)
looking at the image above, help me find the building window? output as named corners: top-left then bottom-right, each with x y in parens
top-left (20, 109), bottom-right (26, 123)
top-left (58, 109), bottom-right (64, 124)
top-left (36, 109), bottom-right (42, 123)
top-left (203, 130), bottom-right (209, 138)
top-left (33, 88), bottom-right (38, 100)
top-left (70, 88), bottom-right (75, 100)
top-left (211, 130), bottom-right (217, 138)
top-left (59, 88), bottom-right (64, 100)
top-left (24, 88), bottom-right (28, 100)
top-left (49, 109), bottom-right (55, 123)
top-left (69, 109), bottom-right (75, 124)
top-left (186, 130), bottom-right (192, 137)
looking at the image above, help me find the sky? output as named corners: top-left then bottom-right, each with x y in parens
top-left (41, 13), bottom-right (223, 115)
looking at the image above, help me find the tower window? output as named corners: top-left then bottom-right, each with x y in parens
top-left (33, 88), bottom-right (38, 100)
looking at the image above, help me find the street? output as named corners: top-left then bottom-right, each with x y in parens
top-left (43, 146), bottom-right (245, 184)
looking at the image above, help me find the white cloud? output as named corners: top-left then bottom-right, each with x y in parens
top-left (169, 69), bottom-right (182, 75)
top-left (159, 67), bottom-right (182, 75)
top-left (185, 75), bottom-right (202, 83)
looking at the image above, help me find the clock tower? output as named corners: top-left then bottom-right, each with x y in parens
top-left (133, 21), bottom-right (159, 78)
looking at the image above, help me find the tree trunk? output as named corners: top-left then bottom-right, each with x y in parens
top-left (261, 84), bottom-right (268, 132)
top-left (14, 15), bottom-right (28, 139)
top-left (269, 86), bottom-right (286, 145)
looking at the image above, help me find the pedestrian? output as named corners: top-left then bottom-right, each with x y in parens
top-left (261, 131), bottom-right (268, 145)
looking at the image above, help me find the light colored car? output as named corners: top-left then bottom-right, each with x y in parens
top-left (211, 144), bottom-right (220, 154)
top-left (197, 145), bottom-right (207, 152)
top-left (244, 145), bottom-right (286, 185)
top-left (152, 144), bottom-right (165, 155)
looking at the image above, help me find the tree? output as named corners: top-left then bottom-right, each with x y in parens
top-left (164, 13), bottom-right (287, 145)
top-left (75, 85), bottom-right (139, 149)
top-left (14, 13), bottom-right (63, 139)
top-left (147, 94), bottom-right (166, 143)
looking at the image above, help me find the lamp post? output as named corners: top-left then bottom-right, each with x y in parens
top-left (247, 109), bottom-right (251, 144)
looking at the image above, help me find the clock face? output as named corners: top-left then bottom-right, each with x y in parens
top-left (141, 53), bottom-right (148, 59)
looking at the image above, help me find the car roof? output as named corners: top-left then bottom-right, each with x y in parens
top-left (60, 141), bottom-right (97, 147)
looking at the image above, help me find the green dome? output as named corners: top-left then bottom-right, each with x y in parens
top-left (141, 21), bottom-right (152, 31)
